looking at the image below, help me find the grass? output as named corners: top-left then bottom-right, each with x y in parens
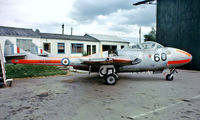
top-left (5, 64), bottom-right (67, 78)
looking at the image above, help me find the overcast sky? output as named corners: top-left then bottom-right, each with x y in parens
top-left (0, 0), bottom-right (156, 43)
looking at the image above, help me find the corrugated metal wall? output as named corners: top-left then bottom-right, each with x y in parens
top-left (157, 0), bottom-right (200, 70)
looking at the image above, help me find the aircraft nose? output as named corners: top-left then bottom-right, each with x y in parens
top-left (176, 49), bottom-right (192, 62)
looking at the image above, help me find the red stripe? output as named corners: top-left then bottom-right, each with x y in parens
top-left (168, 59), bottom-right (191, 65)
top-left (17, 47), bottom-right (20, 53)
top-left (12, 59), bottom-right (61, 64)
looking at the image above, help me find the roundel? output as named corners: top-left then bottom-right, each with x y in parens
top-left (61, 58), bottom-right (70, 66)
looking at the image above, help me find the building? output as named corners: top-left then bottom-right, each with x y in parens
top-left (157, 0), bottom-right (200, 70)
top-left (85, 34), bottom-right (128, 51)
top-left (0, 26), bottom-right (129, 59)
top-left (38, 32), bottom-right (100, 57)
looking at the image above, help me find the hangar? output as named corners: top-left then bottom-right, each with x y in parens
top-left (0, 26), bottom-right (129, 61)
top-left (156, 0), bottom-right (200, 70)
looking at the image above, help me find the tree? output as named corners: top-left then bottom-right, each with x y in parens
top-left (144, 27), bottom-right (156, 41)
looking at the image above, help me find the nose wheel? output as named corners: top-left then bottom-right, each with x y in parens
top-left (166, 74), bottom-right (174, 81)
top-left (166, 68), bottom-right (178, 81)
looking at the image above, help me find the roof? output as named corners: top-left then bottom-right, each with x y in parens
top-left (0, 26), bottom-right (129, 43)
top-left (40, 33), bottom-right (98, 42)
top-left (85, 33), bottom-right (129, 43)
top-left (0, 26), bottom-right (40, 38)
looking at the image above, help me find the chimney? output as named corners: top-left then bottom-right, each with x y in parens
top-left (62, 24), bottom-right (64, 34)
top-left (71, 27), bottom-right (73, 35)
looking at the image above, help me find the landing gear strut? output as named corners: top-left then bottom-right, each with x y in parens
top-left (166, 68), bottom-right (178, 81)
top-left (99, 65), bottom-right (118, 85)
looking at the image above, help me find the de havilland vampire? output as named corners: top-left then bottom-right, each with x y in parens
top-left (12, 41), bottom-right (192, 85)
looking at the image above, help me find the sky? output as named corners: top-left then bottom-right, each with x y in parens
top-left (0, 0), bottom-right (156, 43)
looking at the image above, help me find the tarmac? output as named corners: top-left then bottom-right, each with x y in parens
top-left (0, 70), bottom-right (200, 120)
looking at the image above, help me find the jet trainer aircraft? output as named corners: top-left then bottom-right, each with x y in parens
top-left (12, 41), bottom-right (192, 85)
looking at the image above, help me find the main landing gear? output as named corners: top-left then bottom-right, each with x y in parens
top-left (99, 65), bottom-right (118, 85)
top-left (105, 73), bottom-right (118, 85)
top-left (166, 68), bottom-right (178, 81)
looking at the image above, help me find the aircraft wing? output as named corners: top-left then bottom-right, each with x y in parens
top-left (82, 58), bottom-right (142, 66)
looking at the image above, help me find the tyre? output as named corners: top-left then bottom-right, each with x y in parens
top-left (105, 74), bottom-right (118, 85)
top-left (6, 81), bottom-right (12, 87)
top-left (166, 74), bottom-right (174, 81)
top-left (99, 67), bottom-right (107, 76)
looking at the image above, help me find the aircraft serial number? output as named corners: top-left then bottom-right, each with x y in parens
top-left (154, 53), bottom-right (167, 62)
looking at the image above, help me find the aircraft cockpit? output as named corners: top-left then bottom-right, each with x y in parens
top-left (128, 44), bottom-right (142, 50)
top-left (140, 41), bottom-right (164, 50)
top-left (126, 41), bottom-right (164, 50)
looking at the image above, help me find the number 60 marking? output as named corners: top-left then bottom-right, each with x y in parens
top-left (154, 53), bottom-right (167, 62)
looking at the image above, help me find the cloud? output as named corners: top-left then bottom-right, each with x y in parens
top-left (95, 6), bottom-right (156, 26)
top-left (70, 0), bottom-right (133, 22)
top-left (0, 0), bottom-right (75, 26)
top-left (0, 0), bottom-right (156, 43)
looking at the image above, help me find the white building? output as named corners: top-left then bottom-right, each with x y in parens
top-left (0, 26), bottom-right (129, 59)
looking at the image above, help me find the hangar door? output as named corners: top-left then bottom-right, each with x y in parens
top-left (102, 45), bottom-right (117, 51)
top-left (17, 39), bottom-right (32, 52)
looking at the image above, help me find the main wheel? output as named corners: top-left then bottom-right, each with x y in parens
top-left (166, 74), bottom-right (174, 81)
top-left (99, 67), bottom-right (107, 76)
top-left (105, 74), bottom-right (118, 85)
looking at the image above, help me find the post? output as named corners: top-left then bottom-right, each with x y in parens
top-left (62, 24), bottom-right (64, 35)
top-left (71, 27), bottom-right (73, 35)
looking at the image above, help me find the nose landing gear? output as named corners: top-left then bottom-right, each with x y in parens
top-left (166, 68), bottom-right (178, 81)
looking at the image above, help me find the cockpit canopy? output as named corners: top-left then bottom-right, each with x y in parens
top-left (128, 41), bottom-right (164, 50)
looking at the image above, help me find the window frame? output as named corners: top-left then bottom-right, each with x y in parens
top-left (43, 43), bottom-right (51, 53)
top-left (71, 43), bottom-right (84, 54)
top-left (92, 45), bottom-right (96, 54)
top-left (57, 42), bottom-right (65, 54)
top-left (16, 39), bottom-right (32, 52)
top-left (87, 45), bottom-right (91, 55)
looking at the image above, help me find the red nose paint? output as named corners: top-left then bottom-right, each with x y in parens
top-left (167, 59), bottom-right (191, 65)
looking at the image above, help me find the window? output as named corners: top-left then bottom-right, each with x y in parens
top-left (87, 45), bottom-right (91, 55)
top-left (156, 44), bottom-right (164, 49)
top-left (17, 39), bottom-right (32, 52)
top-left (71, 43), bottom-right (83, 53)
top-left (92, 45), bottom-right (96, 54)
top-left (43, 43), bottom-right (51, 53)
top-left (57, 43), bottom-right (65, 54)
top-left (103, 45), bottom-right (117, 51)
top-left (128, 44), bottom-right (142, 50)
top-left (141, 43), bottom-right (156, 49)
top-left (121, 45), bottom-right (124, 49)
